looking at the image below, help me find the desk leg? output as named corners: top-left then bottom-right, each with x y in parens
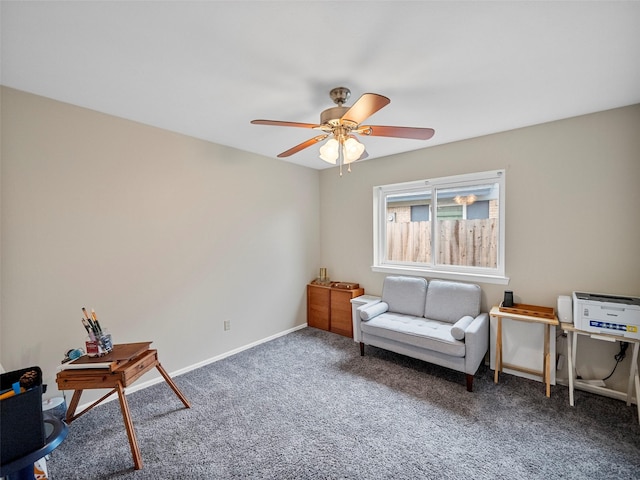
top-left (116, 381), bottom-right (143, 470)
top-left (567, 331), bottom-right (575, 407)
top-left (635, 371), bottom-right (640, 425)
top-left (66, 390), bottom-right (84, 423)
top-left (155, 362), bottom-right (191, 409)
top-left (494, 317), bottom-right (502, 384)
top-left (544, 324), bottom-right (551, 398)
top-left (625, 342), bottom-right (640, 425)
top-left (626, 342), bottom-right (639, 407)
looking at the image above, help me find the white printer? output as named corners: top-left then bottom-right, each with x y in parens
top-left (573, 291), bottom-right (640, 340)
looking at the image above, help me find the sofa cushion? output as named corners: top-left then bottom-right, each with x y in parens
top-left (360, 312), bottom-right (465, 357)
top-left (381, 276), bottom-right (428, 317)
top-left (451, 315), bottom-right (475, 340)
top-left (360, 302), bottom-right (389, 321)
top-left (424, 279), bottom-right (481, 324)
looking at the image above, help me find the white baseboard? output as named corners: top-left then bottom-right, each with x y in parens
top-left (74, 323), bottom-right (308, 413)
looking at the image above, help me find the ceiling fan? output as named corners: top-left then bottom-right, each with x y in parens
top-left (251, 87), bottom-right (435, 175)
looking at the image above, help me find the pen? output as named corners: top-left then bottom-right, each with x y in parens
top-left (91, 309), bottom-right (103, 335)
top-left (83, 307), bottom-right (102, 336)
top-left (82, 318), bottom-right (96, 341)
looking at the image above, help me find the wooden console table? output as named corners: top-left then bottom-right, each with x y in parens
top-left (491, 306), bottom-right (559, 397)
top-left (56, 342), bottom-right (191, 470)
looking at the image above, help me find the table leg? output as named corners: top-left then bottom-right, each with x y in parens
top-left (66, 390), bottom-right (83, 422)
top-left (634, 371), bottom-right (640, 425)
top-left (544, 324), bottom-right (551, 397)
top-left (115, 381), bottom-right (143, 470)
top-left (155, 363), bottom-right (191, 408)
top-left (626, 342), bottom-right (639, 407)
top-left (496, 317), bottom-right (502, 382)
top-left (567, 331), bottom-right (575, 407)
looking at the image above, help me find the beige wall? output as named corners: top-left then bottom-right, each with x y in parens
top-left (319, 104), bottom-right (640, 385)
top-left (2, 86), bottom-right (639, 401)
top-left (0, 87), bottom-right (320, 401)
top-left (319, 104), bottom-right (640, 308)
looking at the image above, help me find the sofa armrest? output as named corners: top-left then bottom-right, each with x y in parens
top-left (352, 298), bottom-right (381, 342)
top-left (359, 301), bottom-right (388, 321)
top-left (352, 298), bottom-right (389, 342)
top-left (463, 312), bottom-right (489, 375)
top-left (451, 315), bottom-right (475, 340)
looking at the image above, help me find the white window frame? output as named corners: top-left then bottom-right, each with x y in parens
top-left (373, 170), bottom-right (509, 285)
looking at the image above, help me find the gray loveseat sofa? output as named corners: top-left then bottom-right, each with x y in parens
top-left (355, 276), bottom-right (488, 391)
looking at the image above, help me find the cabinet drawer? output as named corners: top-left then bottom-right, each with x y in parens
top-left (330, 288), bottom-right (364, 338)
top-left (57, 369), bottom-right (118, 390)
top-left (118, 350), bottom-right (158, 386)
top-left (329, 309), bottom-right (352, 337)
top-left (308, 286), bottom-right (330, 305)
top-left (308, 285), bottom-right (331, 330)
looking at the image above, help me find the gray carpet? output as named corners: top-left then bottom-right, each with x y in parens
top-left (48, 327), bottom-right (640, 479)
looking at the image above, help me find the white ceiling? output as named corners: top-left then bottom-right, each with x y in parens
top-left (2, 1), bottom-right (639, 170)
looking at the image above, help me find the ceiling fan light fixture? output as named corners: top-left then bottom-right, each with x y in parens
top-left (319, 138), bottom-right (340, 164)
top-left (343, 137), bottom-right (365, 163)
top-left (319, 137), bottom-right (366, 165)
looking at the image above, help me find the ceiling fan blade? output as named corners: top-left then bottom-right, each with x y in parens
top-left (277, 134), bottom-right (329, 158)
top-left (360, 125), bottom-right (435, 140)
top-left (341, 93), bottom-right (390, 125)
top-left (251, 119), bottom-right (319, 129)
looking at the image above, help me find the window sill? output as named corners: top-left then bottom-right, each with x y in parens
top-left (371, 265), bottom-right (510, 285)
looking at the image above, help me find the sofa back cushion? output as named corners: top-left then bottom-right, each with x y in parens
top-left (424, 279), bottom-right (481, 324)
top-left (381, 276), bottom-right (428, 317)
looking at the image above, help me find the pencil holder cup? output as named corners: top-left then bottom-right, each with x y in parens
top-left (86, 331), bottom-right (112, 357)
top-left (98, 332), bottom-right (113, 354)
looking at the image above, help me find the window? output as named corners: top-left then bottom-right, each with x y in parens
top-left (373, 170), bottom-right (508, 284)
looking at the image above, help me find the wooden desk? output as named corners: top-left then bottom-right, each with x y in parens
top-left (561, 323), bottom-right (640, 424)
top-left (490, 306), bottom-right (559, 397)
top-left (56, 342), bottom-right (190, 470)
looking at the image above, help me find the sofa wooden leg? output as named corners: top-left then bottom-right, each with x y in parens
top-left (360, 342), bottom-right (365, 356)
top-left (466, 374), bottom-right (473, 392)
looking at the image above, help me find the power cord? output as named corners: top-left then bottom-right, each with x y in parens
top-left (576, 341), bottom-right (629, 382)
top-left (602, 341), bottom-right (629, 381)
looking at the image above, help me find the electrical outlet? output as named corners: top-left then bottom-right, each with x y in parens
top-left (224, 319), bottom-right (231, 331)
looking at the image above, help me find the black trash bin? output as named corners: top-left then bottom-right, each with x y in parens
top-left (0, 366), bottom-right (46, 465)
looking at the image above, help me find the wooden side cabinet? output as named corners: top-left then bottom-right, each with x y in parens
top-left (307, 283), bottom-right (364, 338)
top-left (307, 284), bottom-right (331, 331)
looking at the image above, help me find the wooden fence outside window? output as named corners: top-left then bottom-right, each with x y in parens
top-left (386, 218), bottom-right (498, 267)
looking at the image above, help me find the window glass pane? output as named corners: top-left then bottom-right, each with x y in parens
top-left (436, 205), bottom-right (463, 220)
top-left (385, 191), bottom-right (431, 263)
top-left (436, 183), bottom-right (499, 268)
top-left (410, 204), bottom-right (429, 222)
top-left (374, 170), bottom-right (505, 282)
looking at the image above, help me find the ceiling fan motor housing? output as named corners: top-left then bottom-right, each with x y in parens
top-left (320, 106), bottom-right (352, 127)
